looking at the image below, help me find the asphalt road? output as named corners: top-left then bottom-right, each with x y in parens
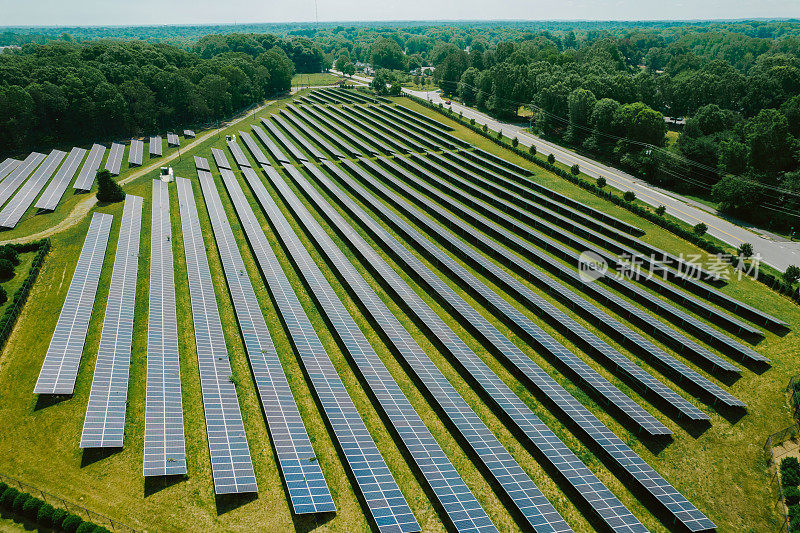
top-left (404, 88), bottom-right (800, 273)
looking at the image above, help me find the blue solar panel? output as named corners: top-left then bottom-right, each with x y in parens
top-left (314, 160), bottom-right (715, 533)
top-left (35, 147), bottom-right (86, 211)
top-left (0, 149), bottom-right (66, 228)
top-left (218, 164), bottom-right (419, 532)
top-left (251, 124), bottom-right (291, 164)
top-left (0, 152), bottom-right (46, 207)
top-left (176, 177), bottom-right (257, 494)
top-left (74, 144), bottom-right (106, 190)
top-left (144, 179), bottom-right (187, 476)
top-left (196, 165), bottom-right (335, 514)
top-left (286, 105), bottom-right (361, 157)
top-left (35, 213), bottom-right (113, 394)
top-left (81, 195), bottom-right (143, 448)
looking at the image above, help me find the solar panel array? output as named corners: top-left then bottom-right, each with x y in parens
top-left (0, 152), bottom-right (46, 207)
top-left (331, 106), bottom-right (412, 154)
top-left (197, 165), bottom-right (335, 515)
top-left (81, 195), bottom-right (143, 448)
top-left (35, 148), bottom-right (86, 211)
top-left (35, 213), bottom-right (113, 395)
top-left (261, 118), bottom-right (308, 162)
top-left (74, 144), bottom-right (106, 190)
top-left (128, 140), bottom-right (144, 167)
top-left (274, 164), bottom-right (570, 533)
top-left (282, 111), bottom-right (344, 159)
top-left (238, 130), bottom-right (270, 166)
top-left (226, 138), bottom-right (251, 168)
top-left (176, 176), bottom-right (257, 494)
top-left (105, 143), bottom-right (125, 176)
top-left (318, 160), bottom-right (717, 532)
top-left (350, 106), bottom-right (436, 152)
top-left (251, 124), bottom-right (290, 164)
top-left (149, 136), bottom-right (163, 157)
top-left (370, 157), bottom-right (743, 410)
top-left (167, 133), bottom-right (180, 147)
top-left (194, 155), bottom-right (211, 172)
top-left (0, 158), bottom-right (22, 182)
top-left (388, 103), bottom-right (455, 132)
top-left (0, 149), bottom-right (66, 228)
top-left (211, 147), bottom-right (231, 170)
top-left (301, 105), bottom-right (376, 156)
top-left (184, 129), bottom-right (196, 138)
top-left (144, 179), bottom-right (187, 477)
top-left (272, 115), bottom-right (326, 161)
top-left (287, 105), bottom-right (361, 157)
top-left (223, 164), bottom-right (420, 532)
top-left (303, 161), bottom-right (650, 532)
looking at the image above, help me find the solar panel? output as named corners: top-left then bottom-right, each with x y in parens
top-left (287, 105), bottom-right (361, 157)
top-left (272, 114), bottom-right (327, 161)
top-left (0, 158), bottom-right (22, 182)
top-left (281, 111), bottom-right (344, 159)
top-left (144, 179), bottom-right (187, 477)
top-left (311, 105), bottom-right (392, 155)
top-left (0, 152), bottom-right (46, 207)
top-left (184, 129), bottom-right (196, 138)
top-left (0, 149), bottom-right (66, 228)
top-left (317, 160), bottom-right (715, 533)
top-left (370, 157), bottom-right (743, 410)
top-left (331, 106), bottom-right (415, 154)
top-left (167, 133), bottom-right (180, 147)
top-left (220, 165), bottom-right (419, 532)
top-left (193, 155), bottom-right (211, 172)
top-left (380, 105), bottom-right (467, 146)
top-left (226, 138), bottom-right (251, 168)
top-left (211, 148), bottom-right (232, 170)
top-left (74, 144), bottom-right (106, 190)
top-left (81, 195), bottom-right (143, 448)
top-left (175, 177), bottom-right (257, 494)
top-left (128, 140), bottom-right (144, 167)
top-left (251, 124), bottom-right (291, 164)
top-left (389, 104), bottom-right (455, 132)
top-left (35, 212), bottom-right (113, 394)
top-left (273, 163), bottom-right (569, 532)
top-left (261, 118), bottom-right (308, 162)
top-left (149, 136), bottom-right (163, 157)
top-left (301, 162), bottom-right (650, 533)
top-left (369, 106), bottom-right (458, 150)
top-left (35, 147), bottom-right (86, 211)
top-left (196, 166), bottom-right (335, 515)
top-left (301, 105), bottom-right (376, 156)
top-left (105, 143), bottom-right (125, 176)
top-left (238, 130), bottom-right (270, 166)
top-left (354, 106), bottom-right (441, 151)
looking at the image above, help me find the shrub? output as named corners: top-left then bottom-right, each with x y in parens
top-left (469, 118), bottom-right (475, 126)
top-left (76, 522), bottom-right (97, 533)
top-left (0, 258), bottom-right (14, 280)
top-left (94, 527), bottom-right (112, 533)
top-left (790, 505), bottom-right (800, 532)
top-left (22, 496), bottom-right (42, 519)
top-left (62, 513), bottom-right (83, 533)
top-left (512, 137), bottom-right (519, 147)
top-left (0, 482), bottom-right (6, 494)
top-left (95, 170), bottom-right (125, 203)
top-left (497, 130), bottom-right (503, 140)
top-left (529, 144), bottom-right (536, 155)
top-left (12, 491), bottom-right (29, 513)
top-left (782, 457), bottom-right (800, 488)
top-left (786, 265), bottom-right (800, 285)
top-left (482, 123), bottom-right (488, 132)
top-left (693, 222), bottom-right (708, 236)
top-left (37, 503), bottom-right (55, 528)
top-left (0, 245), bottom-right (20, 265)
top-left (655, 205), bottom-right (666, 216)
top-left (596, 176), bottom-right (606, 188)
top-left (623, 191), bottom-right (636, 202)
top-left (787, 486), bottom-right (800, 506)
top-left (51, 508), bottom-right (68, 529)
top-left (570, 164), bottom-right (580, 175)
top-left (737, 242), bottom-right (753, 258)
top-left (0, 486), bottom-right (18, 508)
top-left (547, 153), bottom-right (555, 164)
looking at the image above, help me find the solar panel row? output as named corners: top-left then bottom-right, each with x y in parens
top-left (193, 155), bottom-right (211, 172)
top-left (280, 111), bottom-right (344, 160)
top-left (238, 130), bottom-right (270, 166)
top-left (175, 177), bottom-right (258, 495)
top-left (272, 114), bottom-right (327, 161)
top-left (74, 144), bottom-right (106, 191)
top-left (261, 118), bottom-right (308, 162)
top-left (226, 139), bottom-right (251, 168)
top-left (211, 148), bottom-right (232, 170)
top-left (286, 105), bottom-right (362, 157)
top-left (275, 163), bottom-right (571, 533)
top-left (379, 105), bottom-right (470, 148)
top-left (105, 142), bottom-right (125, 176)
top-left (297, 161), bottom-right (651, 533)
top-left (355, 106), bottom-right (443, 151)
top-left (313, 105), bottom-right (394, 155)
top-left (144, 179), bottom-right (187, 477)
top-left (311, 161), bottom-right (716, 532)
top-left (0, 149), bottom-right (66, 228)
top-left (0, 158), bottom-right (22, 182)
top-left (36, 147), bottom-right (87, 211)
top-left (331, 106), bottom-right (415, 154)
top-left (184, 129), bottom-right (196, 138)
top-left (300, 105), bottom-right (376, 156)
top-left (369, 105), bottom-right (460, 150)
top-left (167, 133), bottom-right (180, 147)
top-left (370, 156), bottom-right (743, 410)
top-left (35, 213), bottom-right (113, 395)
top-left (149, 136), bottom-right (163, 157)
top-left (388, 104), bottom-right (455, 132)
top-left (223, 164), bottom-right (420, 532)
top-left (128, 140), bottom-right (144, 167)
top-left (0, 152), bottom-right (46, 207)
top-left (345, 106), bottom-right (431, 152)
top-left (197, 163), bottom-right (335, 515)
top-left (251, 124), bottom-right (291, 164)
top-left (81, 195), bottom-right (143, 448)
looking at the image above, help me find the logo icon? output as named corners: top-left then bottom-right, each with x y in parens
top-left (578, 251), bottom-right (608, 283)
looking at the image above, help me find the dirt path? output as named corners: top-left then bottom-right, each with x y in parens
top-left (1, 100), bottom-right (276, 245)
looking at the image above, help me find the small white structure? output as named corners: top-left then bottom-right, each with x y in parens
top-left (160, 166), bottom-right (174, 183)
top-left (225, 134), bottom-right (236, 142)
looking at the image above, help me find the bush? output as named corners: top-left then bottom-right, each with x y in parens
top-left (0, 486), bottom-right (18, 508)
top-left (0, 245), bottom-right (20, 266)
top-left (76, 522), bottom-right (97, 533)
top-left (547, 153), bottom-right (555, 164)
top-left (570, 164), bottom-right (580, 175)
top-left (529, 144), bottom-right (536, 155)
top-left (62, 513), bottom-right (84, 533)
top-left (623, 191), bottom-right (636, 202)
top-left (596, 176), bottom-right (606, 188)
top-left (790, 505), bottom-right (800, 532)
top-left (52, 508), bottom-right (68, 529)
top-left (482, 123), bottom-right (488, 132)
top-left (512, 137), bottom-right (519, 148)
top-left (693, 222), bottom-right (708, 236)
top-left (0, 258), bottom-right (14, 280)
top-left (737, 242), bottom-right (753, 258)
top-left (469, 118), bottom-right (475, 126)
top-left (655, 205), bottom-right (666, 216)
top-left (497, 130), bottom-right (503, 140)
top-left (0, 482), bottom-right (6, 494)
top-left (787, 486), bottom-right (800, 506)
top-left (786, 265), bottom-right (800, 285)
top-left (95, 170), bottom-right (125, 203)
top-left (12, 492), bottom-right (29, 513)
top-left (782, 457), bottom-right (800, 488)
top-left (22, 496), bottom-right (42, 519)
top-left (37, 503), bottom-right (55, 528)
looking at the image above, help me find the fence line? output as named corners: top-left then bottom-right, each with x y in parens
top-left (764, 422), bottom-right (800, 532)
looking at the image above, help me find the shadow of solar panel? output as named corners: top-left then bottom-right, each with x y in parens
top-left (81, 195), bottom-right (143, 448)
top-left (35, 212), bottom-right (113, 395)
top-left (144, 179), bottom-right (187, 477)
top-left (196, 166), bottom-right (334, 514)
top-left (75, 144), bottom-right (106, 190)
top-left (176, 177), bottom-right (257, 494)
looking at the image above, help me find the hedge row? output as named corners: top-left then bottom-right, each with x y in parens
top-left (0, 481), bottom-right (111, 533)
top-left (782, 458), bottom-right (800, 532)
top-left (0, 239), bottom-right (50, 352)
top-left (404, 94), bottom-right (800, 306)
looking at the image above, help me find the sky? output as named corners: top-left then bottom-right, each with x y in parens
top-left (0, 0), bottom-right (798, 26)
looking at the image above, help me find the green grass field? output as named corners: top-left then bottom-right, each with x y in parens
top-left (0, 93), bottom-right (796, 532)
top-left (291, 73), bottom-right (343, 87)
